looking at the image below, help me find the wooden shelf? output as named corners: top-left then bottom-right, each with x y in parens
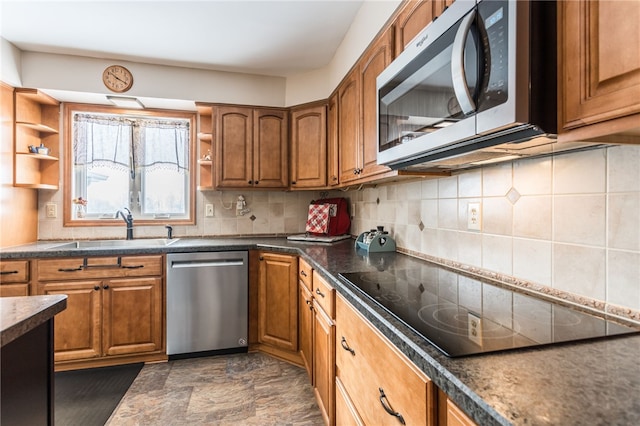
top-left (197, 132), bottom-right (213, 142)
top-left (16, 121), bottom-right (59, 134)
top-left (13, 88), bottom-right (59, 106)
top-left (16, 152), bottom-right (59, 161)
top-left (197, 159), bottom-right (212, 165)
top-left (14, 183), bottom-right (59, 190)
top-left (197, 186), bottom-right (216, 191)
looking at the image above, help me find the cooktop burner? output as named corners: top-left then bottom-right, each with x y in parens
top-left (339, 268), bottom-right (640, 357)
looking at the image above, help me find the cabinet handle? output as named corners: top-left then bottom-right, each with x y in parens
top-left (315, 288), bottom-right (325, 298)
top-left (291, 181), bottom-right (297, 185)
top-left (332, 176), bottom-right (338, 181)
top-left (259, 256), bottom-right (264, 261)
top-left (103, 284), bottom-right (110, 290)
top-left (254, 180), bottom-right (259, 185)
top-left (248, 180), bottom-right (253, 184)
top-left (58, 267), bottom-right (83, 272)
top-left (300, 270), bottom-right (307, 277)
top-left (378, 388), bottom-right (406, 425)
top-left (0, 270), bottom-right (19, 275)
top-left (121, 264), bottom-right (144, 269)
top-left (94, 285), bottom-right (100, 291)
top-left (340, 336), bottom-right (355, 356)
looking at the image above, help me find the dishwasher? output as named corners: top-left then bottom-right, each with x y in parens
top-left (166, 251), bottom-right (248, 358)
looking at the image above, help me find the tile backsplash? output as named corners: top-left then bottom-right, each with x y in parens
top-left (348, 144), bottom-right (640, 313)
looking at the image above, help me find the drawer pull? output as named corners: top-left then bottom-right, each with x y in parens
top-left (121, 264), bottom-right (144, 269)
top-left (315, 288), bottom-right (325, 298)
top-left (0, 270), bottom-right (19, 275)
top-left (94, 286), bottom-right (100, 291)
top-left (378, 388), bottom-right (406, 425)
top-left (300, 270), bottom-right (307, 277)
top-left (58, 267), bottom-right (83, 272)
top-left (340, 336), bottom-right (355, 356)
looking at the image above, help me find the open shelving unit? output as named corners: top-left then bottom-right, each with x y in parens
top-left (14, 88), bottom-right (60, 189)
top-left (195, 103), bottom-right (214, 191)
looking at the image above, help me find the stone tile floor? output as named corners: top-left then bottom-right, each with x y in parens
top-left (106, 352), bottom-right (324, 425)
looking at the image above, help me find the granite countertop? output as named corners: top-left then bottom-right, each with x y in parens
top-left (2, 237), bottom-right (640, 425)
top-left (0, 295), bottom-right (67, 347)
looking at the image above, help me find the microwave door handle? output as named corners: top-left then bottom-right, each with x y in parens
top-left (451, 9), bottom-right (477, 115)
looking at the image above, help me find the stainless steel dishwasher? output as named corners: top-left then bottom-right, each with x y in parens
top-left (166, 251), bottom-right (248, 357)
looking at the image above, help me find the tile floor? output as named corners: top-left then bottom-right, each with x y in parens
top-left (106, 352), bottom-right (324, 425)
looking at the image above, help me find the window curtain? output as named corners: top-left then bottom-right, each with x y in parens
top-left (73, 113), bottom-right (190, 174)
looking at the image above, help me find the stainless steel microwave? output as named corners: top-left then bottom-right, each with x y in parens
top-left (377, 0), bottom-right (568, 171)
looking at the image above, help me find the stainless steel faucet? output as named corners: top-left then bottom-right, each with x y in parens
top-left (115, 207), bottom-right (134, 240)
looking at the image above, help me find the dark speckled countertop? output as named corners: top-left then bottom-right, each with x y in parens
top-left (2, 237), bottom-right (640, 425)
top-left (1, 295), bottom-right (67, 347)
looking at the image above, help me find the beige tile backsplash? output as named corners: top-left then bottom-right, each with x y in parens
top-left (349, 144), bottom-right (640, 313)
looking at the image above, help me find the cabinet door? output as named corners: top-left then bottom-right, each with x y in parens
top-left (336, 376), bottom-right (365, 426)
top-left (253, 108), bottom-right (288, 188)
top-left (215, 106), bottom-right (253, 188)
top-left (313, 303), bottom-right (336, 426)
top-left (0, 260), bottom-right (29, 296)
top-left (360, 26), bottom-right (394, 179)
top-left (102, 277), bottom-right (163, 356)
top-left (338, 69), bottom-right (361, 184)
top-left (560, 0), bottom-right (640, 136)
top-left (327, 94), bottom-right (340, 186)
top-left (299, 282), bottom-right (314, 382)
top-left (290, 104), bottom-right (327, 189)
top-left (40, 281), bottom-right (102, 362)
top-left (394, 0), bottom-right (436, 56)
top-left (258, 253), bottom-right (299, 351)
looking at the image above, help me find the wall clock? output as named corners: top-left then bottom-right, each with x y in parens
top-left (102, 65), bottom-right (134, 93)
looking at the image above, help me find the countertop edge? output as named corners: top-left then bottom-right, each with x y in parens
top-left (1, 295), bottom-right (68, 347)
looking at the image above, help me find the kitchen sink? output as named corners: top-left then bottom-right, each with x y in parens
top-left (52, 238), bottom-right (179, 249)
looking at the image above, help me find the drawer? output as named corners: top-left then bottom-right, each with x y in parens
top-left (37, 255), bottom-right (163, 281)
top-left (336, 376), bottom-right (365, 426)
top-left (0, 260), bottom-right (29, 283)
top-left (336, 294), bottom-right (433, 426)
top-left (299, 257), bottom-right (313, 291)
top-left (312, 270), bottom-right (335, 319)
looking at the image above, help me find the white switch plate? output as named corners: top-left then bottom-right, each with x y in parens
top-left (351, 203), bottom-right (356, 218)
top-left (45, 203), bottom-right (57, 218)
top-left (205, 204), bottom-right (214, 217)
top-left (467, 202), bottom-right (481, 231)
top-left (468, 313), bottom-right (482, 346)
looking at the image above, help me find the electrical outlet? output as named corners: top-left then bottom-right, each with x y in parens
top-left (468, 313), bottom-right (482, 346)
top-left (45, 203), bottom-right (57, 218)
top-left (467, 202), bottom-right (481, 231)
top-left (205, 204), bottom-right (214, 217)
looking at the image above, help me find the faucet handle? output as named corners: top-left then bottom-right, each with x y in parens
top-left (165, 225), bottom-right (173, 239)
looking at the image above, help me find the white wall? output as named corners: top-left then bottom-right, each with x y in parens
top-left (0, 38), bottom-right (21, 87)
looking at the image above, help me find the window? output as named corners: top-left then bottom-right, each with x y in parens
top-left (65, 104), bottom-right (195, 225)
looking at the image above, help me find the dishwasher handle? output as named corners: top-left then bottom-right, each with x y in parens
top-left (170, 259), bottom-right (245, 269)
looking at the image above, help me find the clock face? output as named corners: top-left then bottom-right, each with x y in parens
top-left (102, 65), bottom-right (133, 93)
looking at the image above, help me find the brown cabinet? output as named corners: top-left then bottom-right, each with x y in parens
top-left (559, 0), bottom-right (640, 142)
top-left (298, 258), bottom-right (314, 380)
top-left (13, 88), bottom-right (60, 189)
top-left (312, 271), bottom-right (336, 426)
top-left (394, 0), bottom-right (454, 57)
top-left (336, 293), bottom-right (435, 426)
top-left (337, 69), bottom-right (361, 184)
top-left (327, 94), bottom-right (340, 186)
top-left (438, 389), bottom-right (477, 426)
top-left (257, 252), bottom-right (299, 352)
top-left (359, 27), bottom-right (394, 180)
top-left (34, 255), bottom-right (164, 369)
top-left (0, 260), bottom-right (30, 297)
top-left (290, 103), bottom-right (327, 189)
top-left (196, 103), bottom-right (214, 190)
top-left (214, 105), bottom-right (288, 189)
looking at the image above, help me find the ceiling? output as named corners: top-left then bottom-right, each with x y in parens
top-left (0, 0), bottom-right (364, 77)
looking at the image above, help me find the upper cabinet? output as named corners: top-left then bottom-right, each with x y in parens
top-left (359, 26), bottom-right (395, 180)
top-left (327, 94), bottom-right (340, 187)
top-left (394, 0), bottom-right (454, 57)
top-left (337, 69), bottom-right (361, 184)
top-left (559, 0), bottom-right (640, 142)
top-left (289, 102), bottom-right (327, 189)
top-left (196, 103), bottom-right (214, 191)
top-left (13, 88), bottom-right (60, 189)
top-left (214, 105), bottom-right (288, 189)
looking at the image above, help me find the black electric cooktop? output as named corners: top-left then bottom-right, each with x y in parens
top-left (339, 267), bottom-right (640, 357)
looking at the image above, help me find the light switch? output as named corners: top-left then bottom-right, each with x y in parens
top-left (46, 203), bottom-right (57, 218)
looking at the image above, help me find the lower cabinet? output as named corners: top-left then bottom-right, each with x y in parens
top-left (438, 389), bottom-right (477, 426)
top-left (34, 255), bottom-right (165, 370)
top-left (0, 260), bottom-right (30, 297)
top-left (256, 251), bottom-right (300, 363)
top-left (336, 293), bottom-right (435, 425)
